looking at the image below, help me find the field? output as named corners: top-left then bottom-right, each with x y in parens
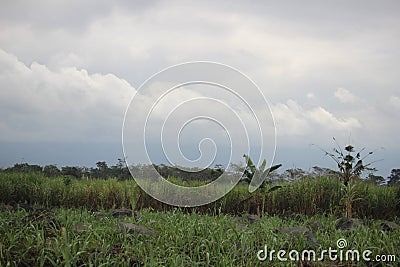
top-left (0, 172), bottom-right (399, 266)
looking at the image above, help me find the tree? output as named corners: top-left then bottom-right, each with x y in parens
top-left (61, 166), bottom-right (82, 179)
top-left (318, 138), bottom-right (377, 218)
top-left (283, 168), bottom-right (307, 181)
top-left (312, 166), bottom-right (337, 177)
top-left (43, 165), bottom-right (60, 177)
top-left (321, 138), bottom-right (375, 186)
top-left (387, 169), bottom-right (400, 186)
top-left (6, 163), bottom-right (42, 173)
top-left (365, 173), bottom-right (385, 186)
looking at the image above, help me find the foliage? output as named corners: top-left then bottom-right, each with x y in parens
top-left (388, 169), bottom-right (400, 186)
top-left (241, 154), bottom-right (282, 191)
top-left (365, 173), bottom-right (385, 186)
top-left (321, 138), bottom-right (376, 186)
top-left (0, 208), bottom-right (399, 266)
top-left (4, 163), bottom-right (42, 173)
top-left (3, 160), bottom-right (227, 182)
top-left (240, 155), bottom-right (282, 215)
top-left (339, 182), bottom-right (363, 218)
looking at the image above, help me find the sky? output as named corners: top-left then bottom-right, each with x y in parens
top-left (0, 1), bottom-right (399, 178)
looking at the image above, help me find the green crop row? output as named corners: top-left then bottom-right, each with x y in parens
top-left (0, 172), bottom-right (399, 219)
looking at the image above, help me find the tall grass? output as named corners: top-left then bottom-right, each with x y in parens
top-left (0, 173), bottom-right (136, 210)
top-left (1, 172), bottom-right (399, 219)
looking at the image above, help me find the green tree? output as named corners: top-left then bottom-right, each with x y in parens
top-left (322, 138), bottom-right (375, 186)
top-left (387, 169), bottom-right (400, 186)
top-left (6, 163), bottom-right (42, 173)
top-left (61, 166), bottom-right (82, 179)
top-left (365, 173), bottom-right (385, 186)
top-left (43, 165), bottom-right (60, 177)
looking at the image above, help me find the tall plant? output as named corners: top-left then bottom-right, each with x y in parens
top-left (321, 138), bottom-right (376, 217)
top-left (241, 154), bottom-right (282, 215)
top-left (323, 138), bottom-right (375, 186)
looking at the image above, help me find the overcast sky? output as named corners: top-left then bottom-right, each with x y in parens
top-left (1, 1), bottom-right (399, 177)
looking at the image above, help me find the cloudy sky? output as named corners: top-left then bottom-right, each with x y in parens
top-left (0, 1), bottom-right (399, 177)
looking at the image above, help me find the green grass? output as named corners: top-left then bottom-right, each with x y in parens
top-left (0, 172), bottom-right (399, 266)
top-left (1, 173), bottom-right (399, 219)
top-left (0, 208), bottom-right (398, 266)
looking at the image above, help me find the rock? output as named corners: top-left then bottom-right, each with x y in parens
top-left (306, 220), bottom-right (323, 232)
top-left (237, 223), bottom-right (247, 231)
top-left (22, 211), bottom-right (60, 238)
top-left (273, 226), bottom-right (319, 247)
top-left (112, 208), bottom-right (133, 218)
top-left (247, 214), bottom-right (260, 223)
top-left (335, 217), bottom-right (363, 231)
top-left (117, 222), bottom-right (155, 236)
top-left (94, 212), bottom-right (106, 220)
top-left (75, 222), bottom-right (92, 233)
top-left (281, 211), bottom-right (304, 222)
top-left (18, 203), bottom-right (49, 213)
top-left (18, 203), bottom-right (32, 211)
top-left (381, 221), bottom-right (400, 232)
top-left (134, 211), bottom-right (140, 220)
top-left (0, 203), bottom-right (14, 212)
top-left (33, 207), bottom-right (50, 213)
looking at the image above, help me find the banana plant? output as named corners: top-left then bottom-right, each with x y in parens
top-left (240, 154), bottom-right (282, 215)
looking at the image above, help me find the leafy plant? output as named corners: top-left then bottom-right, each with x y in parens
top-left (340, 182), bottom-right (363, 218)
top-left (319, 138), bottom-right (377, 218)
top-left (322, 138), bottom-right (376, 186)
top-left (240, 154), bottom-right (282, 215)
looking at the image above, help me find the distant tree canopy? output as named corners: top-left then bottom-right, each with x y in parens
top-left (2, 160), bottom-right (398, 187)
top-left (388, 169), bottom-right (400, 186)
top-left (365, 173), bottom-right (385, 186)
top-left (1, 160), bottom-right (223, 181)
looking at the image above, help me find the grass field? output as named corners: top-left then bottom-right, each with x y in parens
top-left (0, 172), bottom-right (399, 266)
top-left (0, 207), bottom-right (399, 266)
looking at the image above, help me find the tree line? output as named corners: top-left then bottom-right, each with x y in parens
top-left (1, 160), bottom-right (399, 186)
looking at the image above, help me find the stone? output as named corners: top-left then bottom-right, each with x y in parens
top-left (117, 222), bottom-right (155, 236)
top-left (134, 211), bottom-right (140, 220)
top-left (335, 217), bottom-right (364, 231)
top-left (281, 211), bottom-right (304, 222)
top-left (94, 212), bottom-right (106, 220)
top-left (0, 203), bottom-right (14, 212)
top-left (381, 221), bottom-right (400, 232)
top-left (18, 203), bottom-right (32, 211)
top-left (247, 214), bottom-right (260, 223)
top-left (75, 222), bottom-right (92, 233)
top-left (112, 208), bottom-right (133, 218)
top-left (306, 220), bottom-right (323, 232)
top-left (273, 226), bottom-right (319, 247)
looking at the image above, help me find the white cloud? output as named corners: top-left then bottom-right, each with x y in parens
top-left (0, 1), bottom-right (399, 173)
top-left (307, 106), bottom-right (361, 129)
top-left (389, 95), bottom-right (400, 110)
top-left (334, 88), bottom-right (361, 104)
top-left (0, 49), bottom-right (134, 142)
top-left (272, 99), bottom-right (361, 138)
top-left (307, 92), bottom-right (316, 100)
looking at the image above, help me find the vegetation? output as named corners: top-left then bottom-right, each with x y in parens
top-left (1, 141), bottom-right (399, 266)
top-left (0, 207), bottom-right (399, 266)
top-left (1, 172), bottom-right (399, 219)
top-left (321, 138), bottom-right (376, 186)
top-left (388, 169), bottom-right (400, 186)
top-left (240, 154), bottom-right (282, 215)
